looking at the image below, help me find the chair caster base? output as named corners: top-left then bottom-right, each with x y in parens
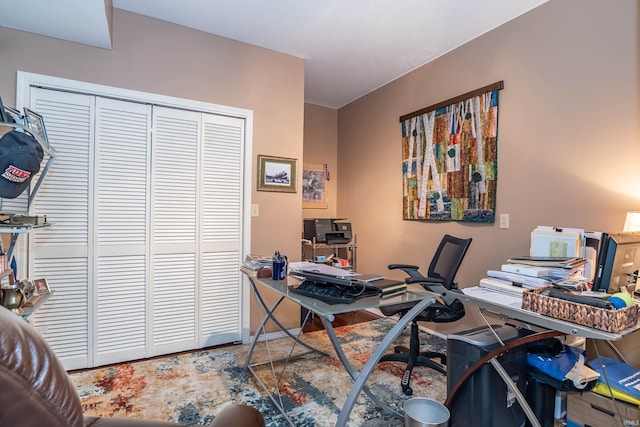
top-left (401, 370), bottom-right (413, 395)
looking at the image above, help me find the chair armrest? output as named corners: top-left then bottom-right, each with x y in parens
top-left (405, 279), bottom-right (459, 307)
top-left (388, 264), bottom-right (422, 278)
top-left (405, 277), bottom-right (445, 286)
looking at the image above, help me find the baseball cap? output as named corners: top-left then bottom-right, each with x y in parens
top-left (0, 130), bottom-right (44, 199)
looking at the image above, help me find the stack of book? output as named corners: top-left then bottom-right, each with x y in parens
top-left (366, 278), bottom-right (407, 298)
top-left (241, 254), bottom-right (273, 275)
top-left (479, 256), bottom-right (589, 295)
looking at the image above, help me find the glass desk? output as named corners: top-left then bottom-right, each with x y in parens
top-left (241, 269), bottom-right (436, 427)
top-left (454, 286), bottom-right (640, 427)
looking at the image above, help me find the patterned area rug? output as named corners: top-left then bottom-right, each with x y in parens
top-left (70, 318), bottom-right (447, 426)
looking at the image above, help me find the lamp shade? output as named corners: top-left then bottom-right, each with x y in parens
top-left (623, 211), bottom-right (640, 232)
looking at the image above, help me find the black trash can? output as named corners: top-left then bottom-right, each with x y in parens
top-left (447, 324), bottom-right (528, 427)
top-left (525, 376), bottom-right (556, 427)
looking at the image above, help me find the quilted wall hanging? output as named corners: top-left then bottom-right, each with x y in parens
top-left (400, 81), bottom-right (503, 222)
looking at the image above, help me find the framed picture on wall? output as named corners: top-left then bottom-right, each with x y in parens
top-left (302, 163), bottom-right (328, 209)
top-left (257, 155), bottom-right (297, 192)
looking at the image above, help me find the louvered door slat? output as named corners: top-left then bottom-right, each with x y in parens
top-left (150, 108), bottom-right (199, 356)
top-left (93, 97), bottom-right (150, 365)
top-left (199, 114), bottom-right (244, 347)
top-left (202, 119), bottom-right (243, 243)
top-left (28, 89), bottom-right (92, 370)
top-left (152, 109), bottom-right (198, 245)
top-left (151, 253), bottom-right (196, 354)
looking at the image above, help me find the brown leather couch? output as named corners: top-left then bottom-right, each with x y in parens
top-left (0, 306), bottom-right (264, 427)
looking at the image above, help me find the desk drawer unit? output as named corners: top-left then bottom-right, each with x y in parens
top-left (566, 391), bottom-right (640, 427)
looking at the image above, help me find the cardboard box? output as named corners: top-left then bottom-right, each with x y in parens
top-left (567, 391), bottom-right (640, 426)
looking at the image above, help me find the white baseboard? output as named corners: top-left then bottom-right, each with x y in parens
top-left (250, 328), bottom-right (303, 343)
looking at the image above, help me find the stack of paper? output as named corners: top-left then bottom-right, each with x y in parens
top-left (288, 261), bottom-right (358, 277)
top-left (501, 263), bottom-right (551, 277)
top-left (502, 256), bottom-right (590, 289)
top-left (486, 270), bottom-right (551, 289)
top-left (243, 254), bottom-right (272, 270)
top-left (479, 278), bottom-right (527, 295)
top-left (506, 256), bottom-right (587, 270)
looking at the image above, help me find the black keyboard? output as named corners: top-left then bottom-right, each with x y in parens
top-left (289, 280), bottom-right (381, 305)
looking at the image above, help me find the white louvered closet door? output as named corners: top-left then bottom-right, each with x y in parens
top-left (28, 88), bottom-right (93, 370)
top-left (150, 107), bottom-right (199, 355)
top-left (93, 98), bottom-right (151, 366)
top-left (200, 114), bottom-right (244, 347)
top-left (25, 83), bottom-right (246, 369)
top-left (149, 109), bottom-right (245, 355)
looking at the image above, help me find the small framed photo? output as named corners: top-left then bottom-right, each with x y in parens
top-left (3, 106), bottom-right (24, 125)
top-left (33, 278), bottom-right (50, 295)
top-left (257, 155), bottom-right (297, 193)
top-left (23, 108), bottom-right (48, 143)
top-left (302, 163), bottom-right (328, 209)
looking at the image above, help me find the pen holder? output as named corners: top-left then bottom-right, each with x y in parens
top-left (271, 252), bottom-right (287, 280)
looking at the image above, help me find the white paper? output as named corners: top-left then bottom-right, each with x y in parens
top-left (288, 261), bottom-right (358, 277)
top-left (463, 285), bottom-right (524, 309)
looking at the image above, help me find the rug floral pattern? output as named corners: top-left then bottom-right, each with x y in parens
top-left (70, 318), bottom-right (447, 426)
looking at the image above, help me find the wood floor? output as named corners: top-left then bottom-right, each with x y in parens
top-left (301, 310), bottom-right (381, 333)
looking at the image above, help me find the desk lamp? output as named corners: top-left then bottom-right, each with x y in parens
top-left (623, 211), bottom-right (640, 232)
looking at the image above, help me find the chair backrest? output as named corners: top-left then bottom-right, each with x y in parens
top-left (427, 234), bottom-right (472, 290)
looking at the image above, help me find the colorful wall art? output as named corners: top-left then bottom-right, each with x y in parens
top-left (400, 82), bottom-right (503, 222)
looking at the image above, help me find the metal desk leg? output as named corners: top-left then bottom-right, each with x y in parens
top-left (335, 297), bottom-right (436, 427)
top-left (489, 357), bottom-right (540, 427)
top-left (243, 274), bottom-right (331, 426)
top-left (243, 275), bottom-right (330, 369)
top-left (321, 317), bottom-right (401, 419)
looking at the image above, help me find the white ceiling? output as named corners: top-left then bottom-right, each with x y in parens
top-left (0, 0), bottom-right (548, 108)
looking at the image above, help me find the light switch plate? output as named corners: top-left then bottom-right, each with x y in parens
top-left (251, 204), bottom-right (259, 217)
top-left (499, 213), bottom-right (509, 229)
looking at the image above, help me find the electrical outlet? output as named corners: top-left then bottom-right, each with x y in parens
top-left (251, 204), bottom-right (259, 217)
top-left (499, 213), bottom-right (509, 229)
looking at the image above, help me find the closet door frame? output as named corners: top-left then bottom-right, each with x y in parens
top-left (16, 71), bottom-right (254, 347)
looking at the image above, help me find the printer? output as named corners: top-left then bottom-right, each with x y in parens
top-left (303, 219), bottom-right (352, 244)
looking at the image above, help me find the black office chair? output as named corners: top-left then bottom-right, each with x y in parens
top-left (379, 234), bottom-right (472, 395)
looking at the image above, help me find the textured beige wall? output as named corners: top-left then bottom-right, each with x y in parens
top-left (303, 103), bottom-right (338, 220)
top-left (337, 0), bottom-right (640, 292)
top-left (0, 9), bottom-right (305, 331)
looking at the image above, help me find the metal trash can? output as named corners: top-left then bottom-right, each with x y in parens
top-left (404, 397), bottom-right (450, 427)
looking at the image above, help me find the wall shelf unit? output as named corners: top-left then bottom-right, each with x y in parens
top-left (301, 235), bottom-right (358, 272)
top-left (0, 118), bottom-right (57, 273)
